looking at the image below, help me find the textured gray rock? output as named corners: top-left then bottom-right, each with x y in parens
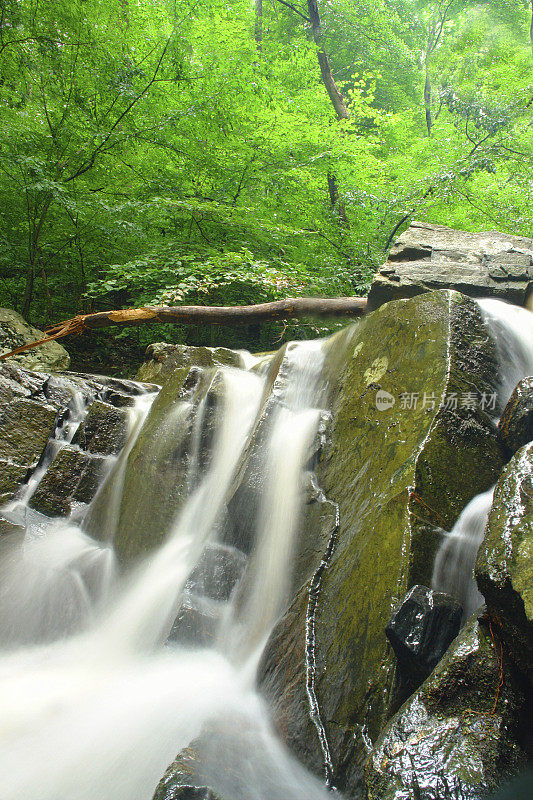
top-left (29, 445), bottom-right (108, 517)
top-left (368, 222), bottom-right (533, 311)
top-left (72, 399), bottom-right (128, 455)
top-left (0, 307), bottom-right (70, 371)
top-left (0, 398), bottom-right (57, 502)
top-left (498, 377), bottom-right (533, 455)
top-left (475, 441), bottom-right (533, 684)
top-left (365, 614), bottom-right (527, 800)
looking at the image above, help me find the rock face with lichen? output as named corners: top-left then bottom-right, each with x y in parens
top-left (368, 222), bottom-right (533, 312)
top-left (257, 290), bottom-right (508, 797)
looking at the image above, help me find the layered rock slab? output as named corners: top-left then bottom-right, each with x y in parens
top-left (258, 290), bottom-right (505, 796)
top-left (368, 222), bottom-right (533, 311)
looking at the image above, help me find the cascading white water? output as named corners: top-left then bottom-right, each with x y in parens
top-left (478, 298), bottom-right (533, 409)
top-left (0, 347), bottom-right (335, 800)
top-left (432, 298), bottom-right (533, 618)
top-left (431, 487), bottom-right (493, 620)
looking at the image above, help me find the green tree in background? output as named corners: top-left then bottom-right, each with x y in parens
top-left (1, 0), bottom-right (532, 370)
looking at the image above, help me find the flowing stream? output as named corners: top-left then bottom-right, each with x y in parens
top-left (0, 343), bottom-right (334, 800)
top-left (432, 299), bottom-right (533, 617)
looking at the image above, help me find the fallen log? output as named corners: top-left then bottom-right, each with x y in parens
top-left (0, 296), bottom-right (367, 362)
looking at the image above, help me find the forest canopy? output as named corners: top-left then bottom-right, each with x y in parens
top-left (1, 0), bottom-right (533, 364)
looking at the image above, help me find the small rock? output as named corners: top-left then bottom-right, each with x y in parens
top-left (366, 614), bottom-right (527, 800)
top-left (72, 400), bottom-right (128, 455)
top-left (136, 343), bottom-right (243, 385)
top-left (168, 594), bottom-right (221, 647)
top-left (29, 445), bottom-right (107, 517)
top-left (475, 441), bottom-right (533, 683)
top-left (386, 585), bottom-right (462, 692)
top-left (185, 544), bottom-right (247, 602)
top-left (498, 377), bottom-right (533, 455)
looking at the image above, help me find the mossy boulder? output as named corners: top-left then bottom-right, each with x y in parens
top-left (365, 614), bottom-right (527, 800)
top-left (498, 377), bottom-right (533, 456)
top-left (258, 290), bottom-right (505, 796)
top-left (475, 442), bottom-right (533, 683)
top-left (0, 307), bottom-right (70, 371)
top-left (136, 343), bottom-right (243, 385)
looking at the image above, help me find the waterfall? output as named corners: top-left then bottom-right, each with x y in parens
top-left (0, 347), bottom-right (335, 800)
top-left (431, 298), bottom-right (533, 619)
top-left (431, 488), bottom-right (493, 620)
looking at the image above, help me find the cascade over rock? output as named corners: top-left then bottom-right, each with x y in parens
top-left (368, 222), bottom-right (533, 311)
top-left (475, 441), bottom-right (533, 684)
top-left (365, 613), bottom-right (527, 800)
top-left (258, 290), bottom-right (506, 796)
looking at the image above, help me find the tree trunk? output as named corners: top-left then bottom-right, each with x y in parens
top-left (307, 0), bottom-right (350, 120)
top-left (530, 1), bottom-right (533, 58)
top-left (424, 71), bottom-right (432, 136)
top-left (0, 297), bottom-right (368, 361)
top-left (255, 0), bottom-right (263, 52)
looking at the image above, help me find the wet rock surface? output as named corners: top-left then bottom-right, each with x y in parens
top-left (29, 445), bottom-right (108, 517)
top-left (0, 307), bottom-right (70, 372)
top-left (475, 442), bottom-right (533, 684)
top-left (365, 614), bottom-right (527, 800)
top-left (498, 377), bottom-right (533, 455)
top-left (258, 290), bottom-right (506, 796)
top-left (368, 222), bottom-right (533, 311)
top-left (72, 399), bottom-right (128, 455)
top-left (386, 584), bottom-right (462, 695)
top-left (0, 362), bottom-right (154, 511)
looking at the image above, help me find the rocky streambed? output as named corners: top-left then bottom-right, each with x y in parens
top-left (0, 227), bottom-right (532, 800)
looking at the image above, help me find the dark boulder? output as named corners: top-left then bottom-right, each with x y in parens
top-left (498, 377), bottom-right (533, 455)
top-left (385, 584), bottom-right (462, 695)
top-left (365, 614), bottom-right (527, 800)
top-left (368, 222), bottom-right (533, 311)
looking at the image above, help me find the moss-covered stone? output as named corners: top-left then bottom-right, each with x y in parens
top-left (0, 307), bottom-right (70, 372)
top-left (0, 459), bottom-right (29, 504)
top-left (136, 343), bottom-right (243, 385)
top-left (258, 290), bottom-right (506, 796)
top-left (475, 442), bottom-right (533, 684)
top-left (105, 364), bottom-right (216, 561)
top-left (365, 615), bottom-right (527, 800)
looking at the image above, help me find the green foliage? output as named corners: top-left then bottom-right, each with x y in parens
top-left (1, 0), bottom-right (533, 369)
